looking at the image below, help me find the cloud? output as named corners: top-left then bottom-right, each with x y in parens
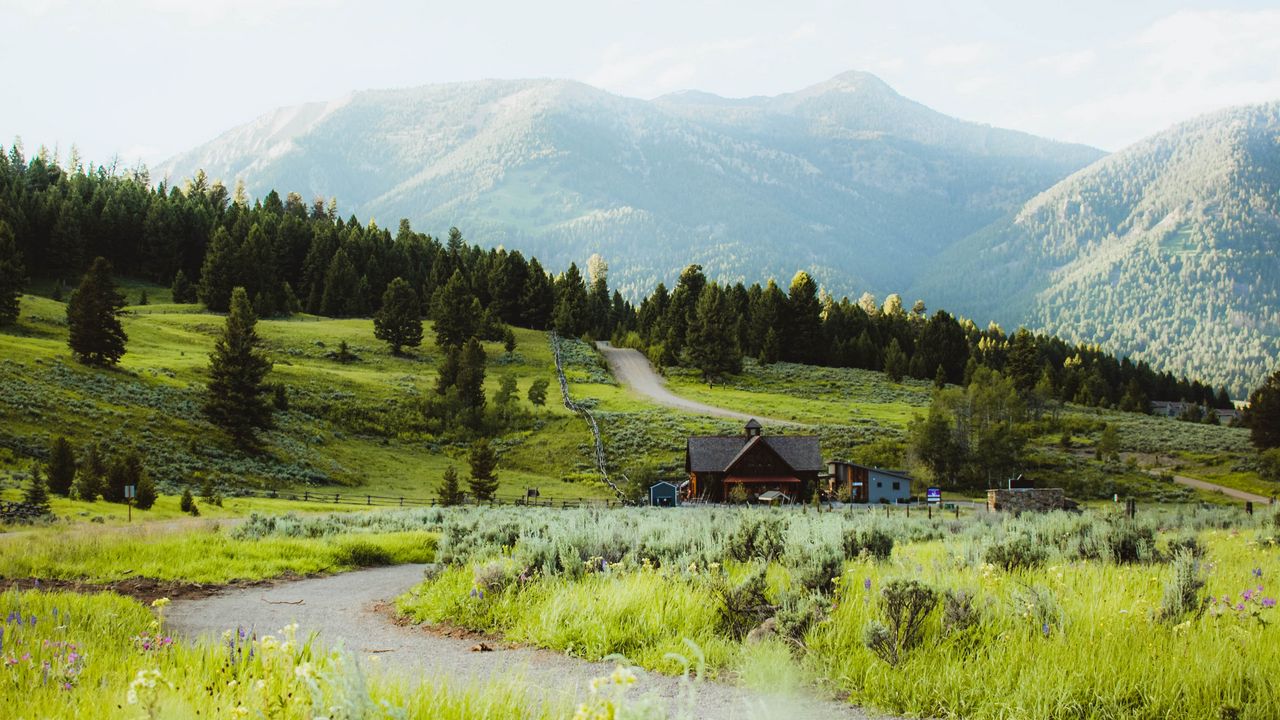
top-left (1035, 49), bottom-right (1097, 78)
top-left (1051, 9), bottom-right (1280, 148)
top-left (924, 42), bottom-right (989, 67)
top-left (787, 22), bottom-right (818, 42)
top-left (586, 36), bottom-right (760, 97)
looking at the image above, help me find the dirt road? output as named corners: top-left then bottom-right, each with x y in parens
top-left (1161, 472), bottom-right (1274, 505)
top-left (166, 564), bottom-right (881, 720)
top-left (596, 343), bottom-right (799, 426)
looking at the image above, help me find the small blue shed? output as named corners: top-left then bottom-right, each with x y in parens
top-left (649, 481), bottom-right (680, 507)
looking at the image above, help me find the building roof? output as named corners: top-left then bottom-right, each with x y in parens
top-left (687, 435), bottom-right (823, 473)
top-left (830, 460), bottom-right (913, 482)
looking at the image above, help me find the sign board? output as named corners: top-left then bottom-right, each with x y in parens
top-left (124, 485), bottom-right (136, 499)
top-left (926, 487), bottom-right (942, 504)
top-left (852, 482), bottom-right (863, 487)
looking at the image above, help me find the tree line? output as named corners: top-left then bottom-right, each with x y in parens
top-left (0, 142), bottom-right (1243, 419)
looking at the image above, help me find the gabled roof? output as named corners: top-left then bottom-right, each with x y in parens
top-left (687, 434), bottom-right (822, 473)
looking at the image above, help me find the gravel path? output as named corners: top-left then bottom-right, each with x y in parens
top-left (1159, 472), bottom-right (1275, 504)
top-left (596, 343), bottom-right (800, 427)
top-left (166, 564), bottom-right (884, 720)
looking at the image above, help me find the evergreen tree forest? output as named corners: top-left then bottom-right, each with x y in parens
top-left (0, 144), bottom-right (1239, 417)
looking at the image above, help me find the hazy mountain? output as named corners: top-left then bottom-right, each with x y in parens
top-left (913, 103), bottom-right (1280, 397)
top-left (158, 72), bottom-right (1102, 298)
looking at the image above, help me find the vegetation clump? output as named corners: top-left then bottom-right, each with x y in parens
top-left (862, 579), bottom-right (938, 667)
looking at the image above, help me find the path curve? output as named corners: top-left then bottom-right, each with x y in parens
top-left (596, 343), bottom-right (800, 427)
top-left (166, 565), bottom-right (884, 720)
top-left (1160, 472), bottom-right (1274, 505)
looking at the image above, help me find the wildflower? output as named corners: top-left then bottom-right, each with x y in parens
top-left (608, 666), bottom-right (637, 686)
top-left (1042, 623), bottom-right (1050, 637)
top-left (151, 597), bottom-right (171, 609)
top-left (1263, 598), bottom-right (1277, 609)
top-left (864, 577), bottom-right (872, 591)
top-left (231, 707), bottom-right (250, 718)
top-left (1243, 588), bottom-right (1255, 601)
top-left (1253, 568), bottom-right (1264, 579)
top-left (29, 616), bottom-right (36, 627)
top-left (294, 662), bottom-right (317, 681)
top-left (709, 562), bottom-right (721, 572)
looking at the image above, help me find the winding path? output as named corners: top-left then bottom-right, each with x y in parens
top-left (595, 343), bottom-right (800, 427)
top-left (166, 565), bottom-right (884, 720)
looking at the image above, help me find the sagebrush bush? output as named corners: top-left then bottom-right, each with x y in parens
top-left (984, 533), bottom-right (1048, 570)
top-left (725, 514), bottom-right (787, 562)
top-left (843, 525), bottom-right (894, 560)
top-left (863, 579), bottom-right (938, 667)
top-left (941, 589), bottom-right (981, 637)
top-left (789, 543), bottom-right (844, 595)
top-left (333, 540), bottom-right (394, 567)
top-left (774, 591), bottom-right (828, 644)
top-left (1158, 549), bottom-right (1207, 622)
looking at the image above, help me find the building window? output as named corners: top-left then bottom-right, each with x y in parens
top-left (892, 481), bottom-right (900, 491)
top-left (876, 481), bottom-right (882, 488)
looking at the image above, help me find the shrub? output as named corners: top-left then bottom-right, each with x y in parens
top-left (984, 533), bottom-right (1048, 571)
top-left (1102, 520), bottom-right (1159, 564)
top-left (1158, 550), bottom-right (1207, 623)
top-left (715, 564), bottom-right (772, 640)
top-left (334, 541), bottom-right (394, 567)
top-left (472, 561), bottom-right (517, 595)
top-left (774, 591), bottom-right (828, 644)
top-left (863, 579), bottom-right (938, 667)
top-left (843, 525), bottom-right (895, 560)
top-left (941, 589), bottom-right (981, 637)
top-left (179, 488), bottom-right (195, 514)
top-left (725, 514), bottom-right (787, 562)
top-left (133, 474), bottom-right (157, 510)
top-left (790, 543), bottom-right (844, 595)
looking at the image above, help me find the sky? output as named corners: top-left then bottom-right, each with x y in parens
top-left (4, 0), bottom-right (1280, 166)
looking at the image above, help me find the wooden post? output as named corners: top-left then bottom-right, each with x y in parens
top-left (366, 495), bottom-right (371, 506)
top-left (1246, 501), bottom-right (1254, 516)
top-left (304, 491), bottom-right (309, 502)
top-left (955, 505), bottom-right (960, 520)
top-left (928, 506), bottom-right (932, 520)
top-left (335, 493), bottom-right (340, 504)
top-left (400, 496), bottom-right (404, 507)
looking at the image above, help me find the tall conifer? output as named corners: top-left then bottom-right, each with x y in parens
top-left (205, 287), bottom-right (274, 448)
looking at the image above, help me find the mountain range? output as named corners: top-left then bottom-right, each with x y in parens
top-left (158, 73), bottom-right (1279, 396)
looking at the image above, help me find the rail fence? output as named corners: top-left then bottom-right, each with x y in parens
top-left (224, 487), bottom-right (626, 510)
top-left (549, 332), bottom-right (630, 505)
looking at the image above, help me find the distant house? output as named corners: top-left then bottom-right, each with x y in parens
top-left (1150, 400), bottom-right (1241, 423)
top-left (685, 419), bottom-right (822, 503)
top-left (649, 480), bottom-right (681, 507)
top-left (828, 461), bottom-right (913, 504)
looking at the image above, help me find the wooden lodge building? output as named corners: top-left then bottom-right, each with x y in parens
top-left (684, 419), bottom-right (823, 502)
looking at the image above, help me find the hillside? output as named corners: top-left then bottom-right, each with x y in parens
top-left (156, 72), bottom-right (1102, 298)
top-left (913, 103), bottom-right (1280, 397)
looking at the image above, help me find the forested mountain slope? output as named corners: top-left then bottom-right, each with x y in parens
top-left (913, 103), bottom-right (1280, 397)
top-left (157, 72), bottom-right (1101, 298)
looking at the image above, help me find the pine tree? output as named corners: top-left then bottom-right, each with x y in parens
top-left (884, 338), bottom-right (908, 382)
top-left (759, 327), bottom-right (780, 365)
top-left (785, 271), bottom-right (823, 363)
top-left (552, 263), bottom-right (590, 337)
top-left (23, 465), bottom-right (51, 515)
top-left (934, 364), bottom-right (948, 390)
top-left (205, 287), bottom-right (274, 448)
top-left (46, 436), bottom-right (77, 496)
top-left (134, 472), bottom-right (157, 510)
top-left (0, 219), bottom-right (25, 325)
top-left (431, 270), bottom-right (479, 348)
top-left (686, 285), bottom-right (742, 383)
top-left (456, 337), bottom-right (487, 414)
top-left (468, 439), bottom-right (499, 501)
top-left (320, 248), bottom-right (361, 317)
top-left (503, 327), bottom-right (517, 355)
top-left (66, 257), bottom-right (127, 366)
top-left (170, 269), bottom-right (195, 303)
top-left (74, 444), bottom-right (105, 502)
top-left (439, 465), bottom-right (462, 506)
top-left (1007, 328), bottom-right (1041, 394)
top-left (373, 277), bottom-right (422, 354)
top-left (1245, 368), bottom-right (1280, 449)
top-left (197, 228), bottom-right (237, 311)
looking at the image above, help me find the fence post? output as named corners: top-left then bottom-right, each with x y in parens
top-left (335, 493), bottom-right (340, 504)
top-left (400, 497), bottom-right (404, 507)
top-left (928, 506), bottom-right (932, 520)
top-left (304, 491), bottom-right (309, 502)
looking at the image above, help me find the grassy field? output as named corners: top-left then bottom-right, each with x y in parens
top-left (0, 513), bottom-right (437, 584)
top-left (0, 288), bottom-right (620, 506)
top-left (398, 505), bottom-right (1280, 720)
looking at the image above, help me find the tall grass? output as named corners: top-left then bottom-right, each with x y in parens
top-left (399, 505), bottom-right (1280, 719)
top-left (0, 520), bottom-right (436, 584)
